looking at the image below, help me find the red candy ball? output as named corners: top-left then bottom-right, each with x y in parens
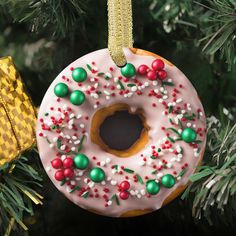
top-left (119, 181), bottom-right (130, 191)
top-left (51, 158), bottom-right (63, 169)
top-left (63, 157), bottom-right (73, 168)
top-left (54, 170), bottom-right (65, 181)
top-left (152, 59), bottom-right (164, 71)
top-left (138, 64), bottom-right (149, 75)
top-left (147, 70), bottom-right (157, 81)
top-left (64, 168), bottom-right (74, 178)
top-left (158, 70), bottom-right (167, 80)
top-left (119, 191), bottom-right (129, 200)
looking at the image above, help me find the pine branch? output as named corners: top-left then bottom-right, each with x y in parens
top-left (0, 0), bottom-right (89, 38)
top-left (182, 115), bottom-right (236, 224)
top-left (0, 152), bottom-right (42, 235)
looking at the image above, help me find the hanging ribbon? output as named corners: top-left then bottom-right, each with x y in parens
top-left (107, 0), bottom-right (133, 67)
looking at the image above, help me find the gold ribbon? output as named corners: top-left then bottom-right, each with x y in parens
top-left (0, 56), bottom-right (37, 167)
top-left (108, 0), bottom-right (133, 67)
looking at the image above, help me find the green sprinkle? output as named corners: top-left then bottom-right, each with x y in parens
top-left (178, 119), bottom-right (183, 129)
top-left (57, 139), bottom-right (61, 149)
top-left (82, 191), bottom-right (89, 198)
top-left (183, 113), bottom-right (196, 120)
top-left (162, 81), bottom-right (175, 86)
top-left (97, 72), bottom-right (105, 76)
top-left (123, 168), bottom-right (134, 174)
top-left (150, 155), bottom-right (157, 159)
top-left (60, 179), bottom-right (66, 186)
top-left (168, 136), bottom-right (175, 143)
top-left (177, 168), bottom-right (187, 178)
top-left (151, 170), bottom-right (157, 175)
top-left (86, 64), bottom-right (92, 71)
top-left (157, 148), bottom-right (161, 152)
top-left (96, 91), bottom-right (102, 94)
top-left (167, 127), bottom-right (180, 136)
top-left (78, 135), bottom-right (85, 152)
top-left (118, 80), bottom-right (125, 90)
top-left (169, 118), bottom-right (173, 124)
top-left (136, 174), bottom-right (144, 184)
top-left (168, 106), bottom-right (173, 113)
top-left (70, 186), bottom-right (81, 193)
top-left (44, 112), bottom-right (49, 116)
top-left (46, 138), bottom-right (51, 144)
top-left (115, 194), bottom-right (120, 205)
top-left (127, 83), bottom-right (136, 87)
top-left (113, 164), bottom-right (118, 170)
top-left (194, 140), bottom-right (202, 144)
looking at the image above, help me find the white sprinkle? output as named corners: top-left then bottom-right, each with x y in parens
top-left (117, 85), bottom-right (121, 89)
top-left (167, 78), bottom-right (172, 82)
top-left (176, 98), bottom-right (183, 103)
top-left (187, 122), bottom-right (191, 127)
top-left (156, 173), bottom-right (164, 179)
top-left (140, 189), bottom-right (146, 195)
top-left (144, 81), bottom-right (149, 87)
top-left (177, 176), bottom-right (181, 181)
top-left (138, 160), bottom-right (145, 166)
top-left (68, 119), bottom-right (74, 126)
top-left (77, 114), bottom-right (82, 119)
top-left (159, 99), bottom-right (163, 103)
top-left (108, 200), bottom-right (112, 206)
top-left (114, 77), bottom-right (118, 82)
top-left (74, 140), bottom-right (80, 145)
top-left (100, 161), bottom-right (106, 167)
top-left (163, 95), bottom-right (168, 100)
top-left (72, 136), bottom-right (77, 140)
top-left (193, 124), bottom-right (196, 128)
top-left (94, 83), bottom-right (98, 88)
top-left (137, 194), bottom-right (142, 199)
top-left (71, 180), bottom-right (76, 185)
top-left (160, 87), bottom-right (164, 92)
top-left (135, 190), bottom-right (139, 194)
top-left (107, 176), bottom-right (112, 181)
top-left (60, 145), bottom-right (66, 151)
top-left (45, 166), bottom-right (51, 172)
top-left (147, 160), bottom-right (153, 166)
top-left (111, 169), bottom-right (117, 174)
top-left (154, 89), bottom-right (159, 93)
top-left (104, 90), bottom-right (111, 95)
top-left (101, 181), bottom-right (106, 185)
top-left (131, 86), bottom-right (137, 92)
top-left (93, 104), bottom-right (98, 109)
top-left (111, 180), bottom-right (117, 185)
top-left (166, 163), bottom-right (173, 168)
top-left (177, 154), bottom-right (183, 158)
top-left (130, 190), bottom-right (136, 196)
top-left (106, 158), bottom-right (111, 164)
top-left (170, 157), bottom-right (176, 162)
top-left (66, 186), bottom-right (71, 193)
top-left (78, 171), bottom-right (84, 176)
top-left (84, 178), bottom-right (88, 183)
top-left (106, 95), bottom-right (111, 100)
top-left (80, 123), bottom-right (85, 129)
top-left (49, 143), bottom-right (54, 148)
top-left (152, 81), bottom-right (158, 86)
top-left (105, 72), bottom-right (112, 78)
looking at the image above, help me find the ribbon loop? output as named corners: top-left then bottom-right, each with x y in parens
top-left (108, 0), bottom-right (133, 67)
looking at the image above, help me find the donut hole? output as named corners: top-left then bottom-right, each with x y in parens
top-left (99, 110), bottom-right (143, 150)
top-left (90, 103), bottom-right (149, 157)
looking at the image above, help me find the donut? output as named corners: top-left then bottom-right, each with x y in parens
top-left (36, 48), bottom-right (206, 217)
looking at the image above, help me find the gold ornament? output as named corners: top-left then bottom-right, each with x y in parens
top-left (108, 0), bottom-right (133, 67)
top-left (0, 56), bottom-right (37, 167)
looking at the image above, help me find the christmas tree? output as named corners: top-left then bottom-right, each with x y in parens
top-left (0, 0), bottom-right (236, 235)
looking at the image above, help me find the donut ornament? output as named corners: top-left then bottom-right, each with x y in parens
top-left (36, 1), bottom-right (206, 217)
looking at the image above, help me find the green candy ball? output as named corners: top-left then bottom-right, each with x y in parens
top-left (74, 153), bottom-right (89, 170)
top-left (54, 83), bottom-right (68, 97)
top-left (72, 67), bottom-right (87, 82)
top-left (70, 90), bottom-right (85, 105)
top-left (121, 63), bottom-right (136, 78)
top-left (181, 128), bottom-right (197, 143)
top-left (89, 167), bottom-right (105, 183)
top-left (161, 174), bottom-right (175, 188)
top-left (146, 180), bottom-right (160, 195)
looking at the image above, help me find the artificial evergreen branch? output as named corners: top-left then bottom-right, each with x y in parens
top-left (182, 116), bottom-right (236, 224)
top-left (0, 0), bottom-right (89, 38)
top-left (0, 152), bottom-right (42, 235)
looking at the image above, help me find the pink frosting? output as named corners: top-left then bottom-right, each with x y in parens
top-left (36, 48), bottom-right (206, 217)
